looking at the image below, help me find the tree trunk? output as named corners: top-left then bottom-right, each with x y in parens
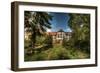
top-left (31, 31), bottom-right (36, 49)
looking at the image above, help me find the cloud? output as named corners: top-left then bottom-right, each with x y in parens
top-left (47, 29), bottom-right (52, 32)
top-left (66, 28), bottom-right (72, 32)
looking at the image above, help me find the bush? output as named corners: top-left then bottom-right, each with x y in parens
top-left (35, 36), bottom-right (45, 46)
top-left (62, 38), bottom-right (72, 49)
top-left (44, 36), bottom-right (53, 48)
top-left (43, 46), bottom-right (70, 60)
top-left (24, 39), bottom-right (31, 49)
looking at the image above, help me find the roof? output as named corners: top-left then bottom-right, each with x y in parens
top-left (48, 32), bottom-right (57, 36)
top-left (46, 32), bottom-right (72, 36)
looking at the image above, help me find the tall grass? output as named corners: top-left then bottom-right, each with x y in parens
top-left (24, 44), bottom-right (89, 61)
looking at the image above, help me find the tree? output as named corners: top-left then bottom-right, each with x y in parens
top-left (24, 11), bottom-right (52, 48)
top-left (68, 13), bottom-right (90, 52)
top-left (58, 29), bottom-right (64, 32)
top-left (44, 35), bottom-right (53, 48)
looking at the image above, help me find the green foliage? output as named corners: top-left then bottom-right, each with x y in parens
top-left (35, 36), bottom-right (45, 46)
top-left (25, 52), bottom-right (46, 61)
top-left (24, 44), bottom-right (90, 61)
top-left (44, 35), bottom-right (53, 48)
top-left (24, 11), bottom-right (52, 48)
top-left (63, 38), bottom-right (72, 48)
top-left (24, 13), bottom-right (90, 61)
top-left (68, 13), bottom-right (90, 53)
top-left (44, 45), bottom-right (70, 60)
top-left (24, 39), bottom-right (31, 49)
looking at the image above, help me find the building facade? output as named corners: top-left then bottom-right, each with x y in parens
top-left (46, 31), bottom-right (72, 44)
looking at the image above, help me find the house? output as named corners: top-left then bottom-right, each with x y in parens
top-left (46, 29), bottom-right (72, 44)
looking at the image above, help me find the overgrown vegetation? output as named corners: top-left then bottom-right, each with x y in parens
top-left (25, 44), bottom-right (89, 61)
top-left (24, 12), bottom-right (90, 61)
top-left (68, 13), bottom-right (90, 53)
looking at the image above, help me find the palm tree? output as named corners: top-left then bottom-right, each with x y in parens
top-left (24, 11), bottom-right (52, 48)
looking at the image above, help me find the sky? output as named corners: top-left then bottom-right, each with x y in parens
top-left (47, 12), bottom-right (72, 32)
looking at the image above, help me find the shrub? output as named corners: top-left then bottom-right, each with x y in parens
top-left (44, 46), bottom-right (70, 60)
top-left (44, 36), bottom-right (53, 48)
top-left (35, 36), bottom-right (45, 46)
top-left (24, 39), bottom-right (31, 49)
